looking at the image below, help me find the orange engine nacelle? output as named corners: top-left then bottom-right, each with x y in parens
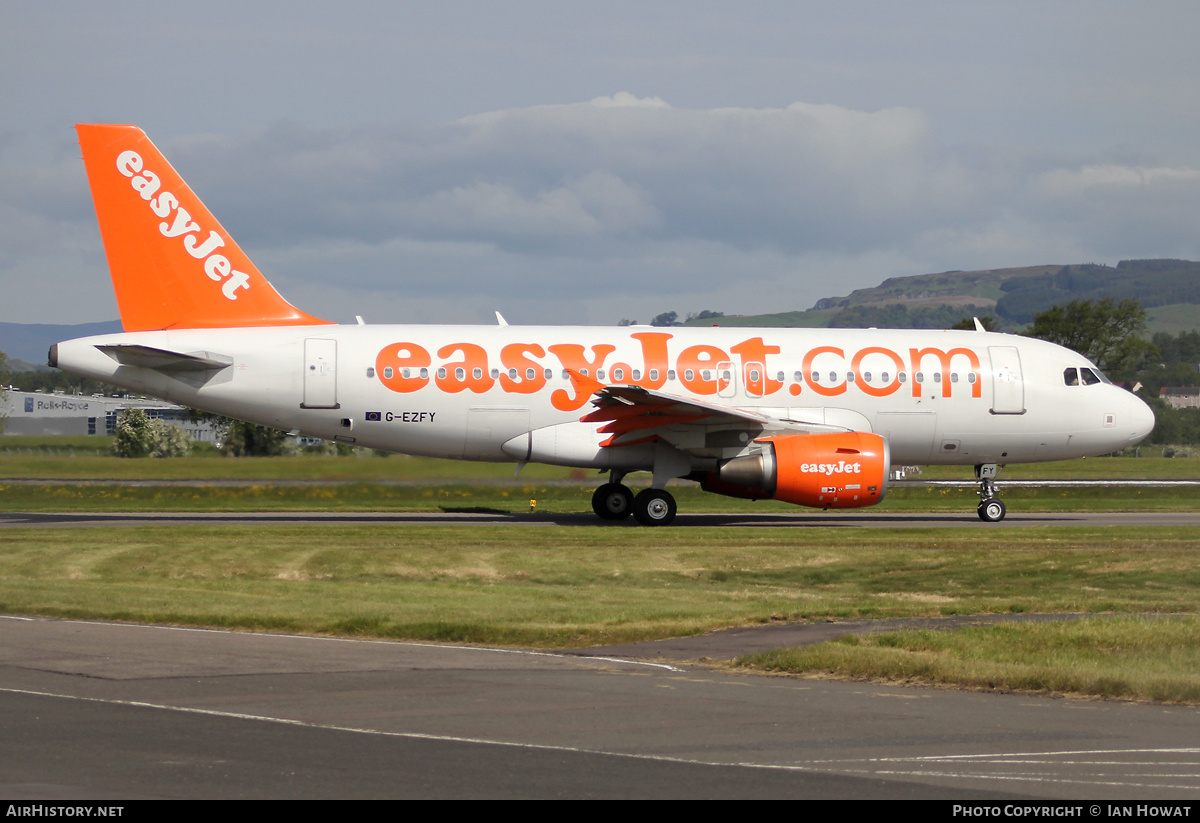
top-left (699, 432), bottom-right (890, 509)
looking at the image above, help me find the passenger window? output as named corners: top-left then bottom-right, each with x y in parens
top-left (383, 367), bottom-right (394, 379)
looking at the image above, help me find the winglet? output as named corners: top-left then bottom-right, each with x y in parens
top-left (76, 124), bottom-right (332, 331)
top-left (564, 367), bottom-right (605, 400)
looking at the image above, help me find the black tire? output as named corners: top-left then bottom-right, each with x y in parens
top-left (977, 498), bottom-right (1006, 522)
top-left (633, 488), bottom-right (677, 526)
top-left (592, 483), bottom-right (634, 520)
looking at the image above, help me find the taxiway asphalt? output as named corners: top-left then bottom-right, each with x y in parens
top-left (2, 615), bottom-right (1199, 799)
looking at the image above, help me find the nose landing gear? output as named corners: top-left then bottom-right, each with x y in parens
top-left (975, 463), bottom-right (1006, 522)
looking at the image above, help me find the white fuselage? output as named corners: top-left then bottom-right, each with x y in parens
top-left (53, 324), bottom-right (1155, 473)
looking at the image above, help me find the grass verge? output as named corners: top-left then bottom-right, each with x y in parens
top-left (0, 524), bottom-right (1196, 651)
top-left (734, 616), bottom-right (1200, 703)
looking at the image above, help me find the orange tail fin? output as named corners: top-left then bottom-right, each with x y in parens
top-left (76, 124), bottom-right (331, 331)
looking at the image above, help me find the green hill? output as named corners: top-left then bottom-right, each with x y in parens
top-left (682, 259), bottom-right (1200, 332)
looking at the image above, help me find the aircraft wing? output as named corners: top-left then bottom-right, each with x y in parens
top-left (581, 383), bottom-right (773, 447)
top-left (570, 371), bottom-right (859, 450)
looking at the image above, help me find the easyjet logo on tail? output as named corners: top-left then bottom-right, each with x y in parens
top-left (115, 150), bottom-right (251, 300)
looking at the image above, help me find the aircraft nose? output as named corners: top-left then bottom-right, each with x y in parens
top-left (1129, 393), bottom-right (1156, 443)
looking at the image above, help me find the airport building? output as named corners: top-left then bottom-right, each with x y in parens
top-left (0, 388), bottom-right (219, 441)
top-left (1160, 386), bottom-right (1200, 410)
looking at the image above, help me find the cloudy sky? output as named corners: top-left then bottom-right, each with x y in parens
top-left (4, 1), bottom-right (1200, 327)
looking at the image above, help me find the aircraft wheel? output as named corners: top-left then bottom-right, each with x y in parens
top-left (592, 483), bottom-right (634, 521)
top-left (977, 498), bottom-right (1006, 522)
top-left (633, 488), bottom-right (676, 526)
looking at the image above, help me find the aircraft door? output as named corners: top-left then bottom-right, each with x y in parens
top-left (717, 361), bottom-right (736, 398)
top-left (988, 346), bottom-right (1025, 414)
top-left (744, 362), bottom-right (766, 397)
top-left (302, 338), bottom-right (339, 409)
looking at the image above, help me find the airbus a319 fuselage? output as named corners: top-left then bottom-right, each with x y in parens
top-left (50, 125), bottom-right (1155, 525)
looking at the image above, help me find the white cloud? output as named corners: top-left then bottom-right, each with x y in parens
top-left (4, 94), bottom-right (1200, 325)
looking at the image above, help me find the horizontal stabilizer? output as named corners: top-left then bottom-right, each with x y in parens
top-left (97, 344), bottom-right (233, 372)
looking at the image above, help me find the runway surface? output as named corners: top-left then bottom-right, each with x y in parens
top-left (3, 510), bottom-right (1199, 528)
top-left (2, 615), bottom-right (1200, 799)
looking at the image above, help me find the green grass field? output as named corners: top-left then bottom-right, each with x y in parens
top-left (1, 525), bottom-right (1194, 647)
top-left (0, 436), bottom-right (1197, 703)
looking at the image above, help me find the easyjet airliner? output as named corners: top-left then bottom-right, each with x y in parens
top-left (50, 125), bottom-right (1155, 524)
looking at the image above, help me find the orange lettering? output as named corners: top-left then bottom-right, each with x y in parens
top-left (609, 332), bottom-right (673, 389)
top-left (909, 347), bottom-right (982, 398)
top-left (499, 343), bottom-right (547, 394)
top-left (376, 343), bottom-right (431, 393)
top-left (731, 337), bottom-right (782, 397)
top-left (801, 346), bottom-right (846, 397)
top-left (677, 345), bottom-right (729, 395)
top-left (851, 346), bottom-right (905, 397)
top-left (549, 344), bottom-right (616, 410)
top-left (436, 343), bottom-right (494, 393)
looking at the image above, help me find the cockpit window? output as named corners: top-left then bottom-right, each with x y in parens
top-left (1080, 367), bottom-right (1103, 386)
top-left (1064, 368), bottom-right (1079, 386)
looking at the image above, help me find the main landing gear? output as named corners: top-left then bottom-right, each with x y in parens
top-left (975, 463), bottom-right (1006, 522)
top-left (590, 473), bottom-right (677, 526)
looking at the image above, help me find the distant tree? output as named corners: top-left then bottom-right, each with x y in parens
top-left (617, 318), bottom-right (638, 326)
top-left (216, 418), bottom-right (297, 457)
top-left (1026, 298), bottom-right (1152, 376)
top-left (111, 408), bottom-right (191, 458)
top-left (686, 310), bottom-right (725, 323)
top-left (8, 369), bottom-right (119, 396)
top-left (650, 311), bottom-right (679, 327)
